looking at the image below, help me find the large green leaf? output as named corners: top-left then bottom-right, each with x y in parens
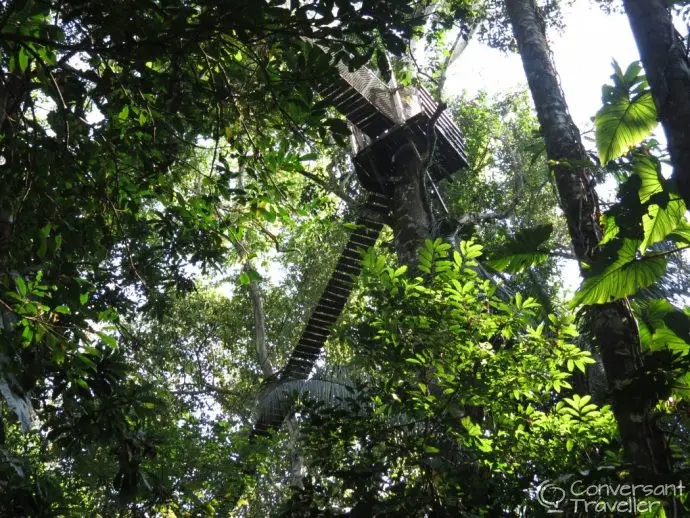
top-left (635, 300), bottom-right (690, 352)
top-left (599, 213), bottom-right (620, 245)
top-left (631, 154), bottom-right (687, 251)
top-left (595, 62), bottom-right (658, 164)
top-left (485, 224), bottom-right (552, 273)
top-left (640, 197), bottom-right (686, 251)
top-left (633, 154), bottom-right (664, 203)
top-left (664, 311), bottom-right (690, 349)
top-left (668, 220), bottom-right (690, 245)
top-left (571, 239), bottom-right (667, 306)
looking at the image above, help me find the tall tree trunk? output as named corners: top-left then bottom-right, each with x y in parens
top-left (391, 141), bottom-right (433, 269)
top-left (622, 0), bottom-right (690, 207)
top-left (505, 0), bottom-right (672, 476)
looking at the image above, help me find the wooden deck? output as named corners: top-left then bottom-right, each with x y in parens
top-left (318, 65), bottom-right (468, 193)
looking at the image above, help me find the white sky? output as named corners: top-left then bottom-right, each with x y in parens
top-left (447, 2), bottom-right (641, 130)
top-left (444, 2), bottom-right (646, 295)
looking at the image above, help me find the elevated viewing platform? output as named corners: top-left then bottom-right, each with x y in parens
top-left (318, 63), bottom-right (468, 194)
top-left (255, 62), bottom-right (470, 434)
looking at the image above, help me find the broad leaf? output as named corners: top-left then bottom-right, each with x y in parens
top-left (595, 61), bottom-right (658, 164)
top-left (486, 224), bottom-right (552, 273)
top-left (640, 197), bottom-right (686, 251)
top-left (668, 221), bottom-right (690, 245)
top-left (571, 239), bottom-right (667, 306)
top-left (599, 213), bottom-right (620, 245)
top-left (664, 311), bottom-right (690, 348)
top-left (632, 154), bottom-right (687, 250)
top-left (635, 300), bottom-right (690, 352)
top-left (633, 154), bottom-right (664, 203)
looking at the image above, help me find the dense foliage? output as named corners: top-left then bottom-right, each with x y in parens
top-left (0, 0), bottom-right (688, 516)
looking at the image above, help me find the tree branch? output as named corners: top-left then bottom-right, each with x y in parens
top-left (436, 23), bottom-right (477, 98)
top-left (244, 262), bottom-right (274, 378)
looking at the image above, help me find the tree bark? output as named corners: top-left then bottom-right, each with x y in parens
top-left (391, 140), bottom-right (433, 269)
top-left (244, 262), bottom-right (274, 378)
top-left (622, 0), bottom-right (690, 207)
top-left (506, 0), bottom-right (672, 476)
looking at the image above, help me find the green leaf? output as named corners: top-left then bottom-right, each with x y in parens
top-left (599, 213), bottom-right (620, 245)
top-left (375, 49), bottom-right (392, 83)
top-left (631, 154), bottom-right (687, 251)
top-left (663, 312), bottom-right (690, 349)
top-left (15, 276), bottom-right (27, 297)
top-left (76, 354), bottom-right (97, 371)
top-left (239, 271), bottom-right (250, 285)
top-left (53, 347), bottom-right (65, 365)
top-left (637, 301), bottom-right (690, 352)
top-left (393, 265), bottom-right (407, 277)
top-left (460, 240), bottom-right (483, 260)
top-left (39, 223), bottom-right (52, 238)
top-left (634, 154), bottom-right (664, 204)
top-left (476, 438), bottom-right (493, 453)
top-left (486, 224), bottom-right (552, 273)
top-left (247, 269), bottom-right (262, 282)
top-left (18, 48), bottom-right (29, 72)
top-left (622, 61), bottom-right (643, 84)
top-left (668, 221), bottom-right (690, 245)
top-left (595, 63), bottom-right (658, 164)
top-left (640, 197), bottom-right (686, 251)
top-left (571, 239), bottom-right (667, 305)
top-left (54, 305), bottom-right (71, 314)
top-left (635, 299), bottom-right (673, 347)
top-left (21, 325), bottom-right (33, 343)
top-left (118, 105), bottom-right (130, 122)
top-left (97, 332), bottom-right (118, 349)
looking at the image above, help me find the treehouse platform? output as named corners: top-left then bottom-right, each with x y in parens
top-left (254, 62), bottom-right (469, 435)
top-left (319, 64), bottom-right (468, 194)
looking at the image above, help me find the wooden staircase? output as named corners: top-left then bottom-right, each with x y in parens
top-left (281, 193), bottom-right (389, 379)
top-left (253, 192), bottom-right (388, 434)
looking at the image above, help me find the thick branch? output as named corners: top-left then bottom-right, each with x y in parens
top-left (437, 23), bottom-right (478, 98)
top-left (244, 262), bottom-right (274, 378)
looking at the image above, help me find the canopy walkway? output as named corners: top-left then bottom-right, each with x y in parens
top-left (254, 60), bottom-right (468, 435)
